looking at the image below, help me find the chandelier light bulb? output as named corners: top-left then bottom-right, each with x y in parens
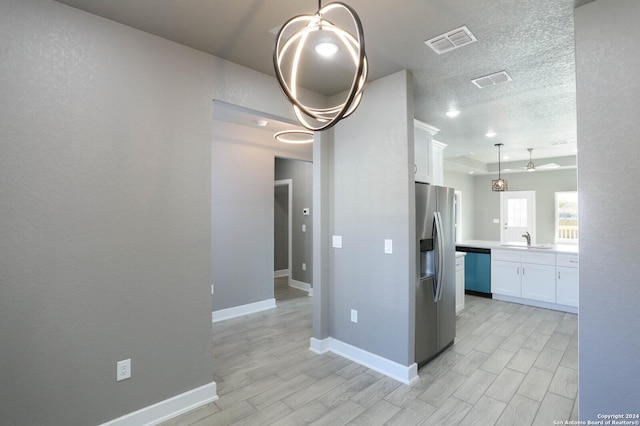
top-left (314, 42), bottom-right (339, 57)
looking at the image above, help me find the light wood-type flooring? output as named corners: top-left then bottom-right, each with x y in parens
top-left (160, 277), bottom-right (579, 425)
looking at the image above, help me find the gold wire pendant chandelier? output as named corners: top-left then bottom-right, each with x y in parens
top-left (273, 1), bottom-right (368, 131)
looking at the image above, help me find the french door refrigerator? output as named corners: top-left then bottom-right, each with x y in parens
top-left (415, 182), bottom-right (456, 367)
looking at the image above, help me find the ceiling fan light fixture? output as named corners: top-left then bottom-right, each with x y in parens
top-left (526, 148), bottom-right (536, 172)
top-left (492, 143), bottom-right (508, 192)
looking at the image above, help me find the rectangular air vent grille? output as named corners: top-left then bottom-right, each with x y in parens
top-left (425, 26), bottom-right (477, 54)
top-left (471, 70), bottom-right (512, 89)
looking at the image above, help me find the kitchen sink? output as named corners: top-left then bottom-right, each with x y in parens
top-left (500, 244), bottom-right (554, 249)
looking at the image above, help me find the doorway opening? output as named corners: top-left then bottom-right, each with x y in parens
top-left (274, 179), bottom-right (293, 294)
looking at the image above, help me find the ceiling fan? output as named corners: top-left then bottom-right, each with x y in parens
top-left (521, 148), bottom-right (559, 172)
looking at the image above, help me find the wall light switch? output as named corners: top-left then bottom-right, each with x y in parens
top-left (384, 239), bottom-right (393, 254)
top-left (332, 235), bottom-right (342, 248)
top-left (302, 263), bottom-right (306, 271)
top-left (302, 224), bottom-right (306, 232)
top-left (350, 309), bottom-right (358, 323)
top-left (493, 218), bottom-right (500, 224)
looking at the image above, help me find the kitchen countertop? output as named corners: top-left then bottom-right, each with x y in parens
top-left (456, 240), bottom-right (578, 254)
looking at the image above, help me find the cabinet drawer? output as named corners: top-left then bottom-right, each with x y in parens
top-left (521, 251), bottom-right (555, 266)
top-left (557, 253), bottom-right (579, 268)
top-left (491, 249), bottom-right (521, 262)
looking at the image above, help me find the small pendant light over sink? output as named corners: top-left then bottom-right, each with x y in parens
top-left (492, 143), bottom-right (508, 191)
top-left (273, 1), bottom-right (368, 131)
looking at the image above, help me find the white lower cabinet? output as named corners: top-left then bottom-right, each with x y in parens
top-left (491, 249), bottom-right (575, 311)
top-left (491, 259), bottom-right (521, 297)
top-left (556, 254), bottom-right (579, 307)
top-left (521, 262), bottom-right (556, 303)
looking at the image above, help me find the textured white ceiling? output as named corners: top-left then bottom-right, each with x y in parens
top-left (54, 0), bottom-right (588, 168)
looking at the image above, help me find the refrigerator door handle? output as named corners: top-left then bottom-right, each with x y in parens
top-left (434, 211), bottom-right (445, 302)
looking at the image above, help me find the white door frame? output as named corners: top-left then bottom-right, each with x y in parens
top-left (454, 190), bottom-right (462, 243)
top-left (275, 179), bottom-right (293, 288)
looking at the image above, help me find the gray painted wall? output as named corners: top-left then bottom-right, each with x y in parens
top-left (444, 170), bottom-right (476, 241)
top-left (274, 185), bottom-right (289, 271)
top-left (0, 1), bottom-right (217, 424)
top-left (575, 0), bottom-right (640, 419)
top-left (0, 0), bottom-right (312, 424)
top-left (470, 169), bottom-right (577, 243)
top-left (212, 120), bottom-right (312, 311)
top-left (275, 158), bottom-right (313, 285)
top-left (327, 70), bottom-right (415, 366)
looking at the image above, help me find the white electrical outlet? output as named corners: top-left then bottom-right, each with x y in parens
top-left (384, 239), bottom-right (393, 254)
top-left (493, 218), bottom-right (500, 224)
top-left (211, 284), bottom-right (214, 295)
top-left (116, 359), bottom-right (131, 382)
top-left (350, 309), bottom-right (358, 323)
top-left (302, 263), bottom-right (306, 271)
top-left (302, 224), bottom-right (306, 232)
top-left (332, 235), bottom-right (342, 248)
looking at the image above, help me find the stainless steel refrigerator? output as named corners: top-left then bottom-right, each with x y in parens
top-left (415, 182), bottom-right (456, 367)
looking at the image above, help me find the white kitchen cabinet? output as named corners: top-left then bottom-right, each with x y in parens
top-left (491, 249), bottom-right (522, 297)
top-left (455, 253), bottom-right (466, 314)
top-left (491, 250), bottom-right (556, 302)
top-left (431, 140), bottom-right (447, 186)
top-left (491, 260), bottom-right (521, 297)
top-left (491, 247), bottom-right (577, 313)
top-left (521, 262), bottom-right (556, 303)
top-left (414, 119), bottom-right (442, 184)
top-left (556, 253), bottom-right (579, 307)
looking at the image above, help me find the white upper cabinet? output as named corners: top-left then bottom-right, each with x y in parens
top-left (414, 120), bottom-right (445, 185)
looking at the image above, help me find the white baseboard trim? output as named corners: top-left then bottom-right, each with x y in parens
top-left (100, 381), bottom-right (217, 426)
top-left (493, 294), bottom-right (578, 314)
top-left (309, 337), bottom-right (331, 354)
top-left (309, 337), bottom-right (418, 385)
top-left (290, 279), bottom-right (312, 296)
top-left (212, 298), bottom-right (276, 323)
top-left (274, 269), bottom-right (289, 278)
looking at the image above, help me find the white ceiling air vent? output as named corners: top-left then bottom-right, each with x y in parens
top-left (425, 26), bottom-right (477, 54)
top-left (549, 139), bottom-right (574, 146)
top-left (471, 71), bottom-right (512, 89)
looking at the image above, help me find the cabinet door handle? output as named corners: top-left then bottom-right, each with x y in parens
top-left (558, 271), bottom-right (561, 279)
top-left (517, 266), bottom-right (520, 275)
top-left (522, 267), bottom-right (525, 275)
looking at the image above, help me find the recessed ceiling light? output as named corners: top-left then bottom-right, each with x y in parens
top-left (503, 156), bottom-right (509, 160)
top-left (469, 171), bottom-right (475, 175)
top-left (446, 110), bottom-right (460, 118)
top-left (486, 131), bottom-right (497, 138)
top-left (256, 120), bottom-right (268, 127)
top-left (314, 42), bottom-right (339, 57)
top-left (274, 130), bottom-right (314, 144)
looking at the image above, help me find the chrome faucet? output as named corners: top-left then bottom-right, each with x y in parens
top-left (522, 232), bottom-right (531, 247)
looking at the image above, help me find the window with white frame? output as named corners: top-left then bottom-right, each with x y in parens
top-left (555, 191), bottom-right (578, 243)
